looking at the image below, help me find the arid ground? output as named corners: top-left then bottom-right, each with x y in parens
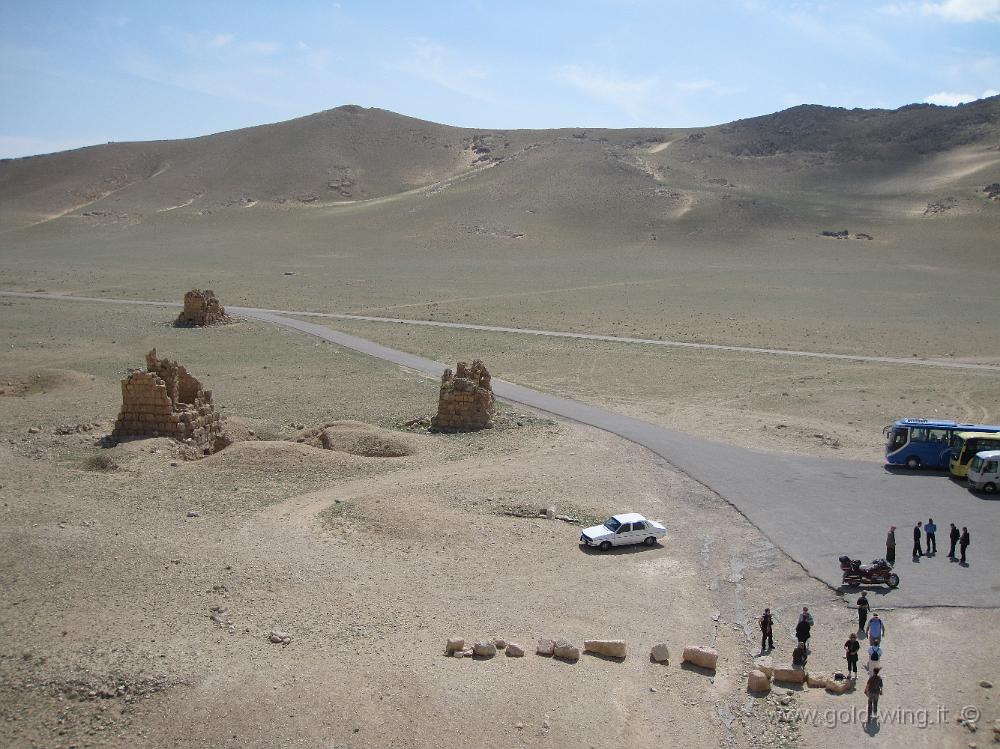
top-left (1, 100), bottom-right (999, 747)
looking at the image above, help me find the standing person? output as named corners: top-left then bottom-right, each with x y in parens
top-left (867, 642), bottom-right (883, 671)
top-left (886, 525), bottom-right (896, 566)
top-left (856, 591), bottom-right (870, 632)
top-left (912, 521), bottom-right (923, 558)
top-left (949, 523), bottom-right (960, 559)
top-left (865, 667), bottom-right (883, 722)
top-left (795, 607), bottom-right (813, 649)
top-left (844, 633), bottom-right (861, 677)
top-left (865, 612), bottom-right (885, 645)
top-left (960, 527), bottom-right (971, 565)
top-left (865, 613), bottom-right (885, 645)
top-left (925, 518), bottom-right (937, 555)
top-left (759, 608), bottom-right (774, 652)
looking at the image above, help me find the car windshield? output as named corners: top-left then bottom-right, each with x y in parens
top-left (603, 517), bottom-right (622, 532)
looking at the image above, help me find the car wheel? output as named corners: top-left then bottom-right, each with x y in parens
top-left (888, 574), bottom-right (900, 589)
top-left (643, 536), bottom-right (656, 547)
top-left (599, 541), bottom-right (612, 551)
top-left (906, 456), bottom-right (921, 470)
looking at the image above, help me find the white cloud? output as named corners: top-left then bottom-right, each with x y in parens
top-left (389, 39), bottom-right (492, 101)
top-left (554, 64), bottom-right (656, 119)
top-left (923, 89), bottom-right (999, 105)
top-left (243, 41), bottom-right (281, 55)
top-left (206, 33), bottom-right (235, 49)
top-left (883, 0), bottom-right (1000, 20)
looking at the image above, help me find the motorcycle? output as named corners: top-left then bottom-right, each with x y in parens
top-left (839, 555), bottom-right (900, 589)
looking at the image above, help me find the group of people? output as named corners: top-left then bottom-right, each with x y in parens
top-left (885, 520), bottom-right (971, 564)
top-left (758, 598), bottom-right (887, 723)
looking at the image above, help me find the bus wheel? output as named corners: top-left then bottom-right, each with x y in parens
top-left (906, 456), bottom-right (921, 470)
top-left (985, 482), bottom-right (997, 495)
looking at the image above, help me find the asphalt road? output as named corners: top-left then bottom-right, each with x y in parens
top-left (4, 291), bottom-right (997, 607)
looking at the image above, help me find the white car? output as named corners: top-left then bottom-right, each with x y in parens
top-left (580, 513), bottom-right (667, 550)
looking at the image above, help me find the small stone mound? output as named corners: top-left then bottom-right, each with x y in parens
top-left (200, 440), bottom-right (351, 471)
top-left (430, 360), bottom-right (495, 432)
top-left (293, 421), bottom-right (417, 458)
top-left (175, 289), bottom-right (231, 327)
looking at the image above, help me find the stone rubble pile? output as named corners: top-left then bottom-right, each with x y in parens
top-left (176, 288), bottom-right (230, 327)
top-left (430, 360), bottom-right (495, 432)
top-left (110, 349), bottom-right (224, 454)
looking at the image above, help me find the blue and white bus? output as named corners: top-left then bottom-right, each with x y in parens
top-left (884, 418), bottom-right (1000, 470)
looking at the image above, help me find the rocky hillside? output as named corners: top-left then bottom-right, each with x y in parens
top-left (1, 97), bottom-right (998, 229)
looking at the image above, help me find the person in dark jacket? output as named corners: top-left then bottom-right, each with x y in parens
top-left (886, 526), bottom-right (896, 565)
top-left (759, 608), bottom-right (774, 652)
top-left (912, 521), bottom-right (923, 558)
top-left (792, 643), bottom-right (808, 669)
top-left (960, 527), bottom-right (971, 564)
top-left (857, 591), bottom-right (870, 631)
top-left (865, 667), bottom-right (883, 721)
top-left (844, 633), bottom-right (861, 677)
top-left (949, 523), bottom-right (960, 558)
top-left (795, 614), bottom-right (812, 649)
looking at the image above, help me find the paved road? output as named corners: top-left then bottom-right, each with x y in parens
top-left (3, 290), bottom-right (997, 372)
top-left (5, 291), bottom-right (998, 607)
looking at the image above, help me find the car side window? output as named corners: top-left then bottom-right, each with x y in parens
top-left (632, 521), bottom-right (646, 530)
top-left (617, 523), bottom-right (631, 533)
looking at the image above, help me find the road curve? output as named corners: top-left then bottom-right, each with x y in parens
top-left (5, 290), bottom-right (999, 607)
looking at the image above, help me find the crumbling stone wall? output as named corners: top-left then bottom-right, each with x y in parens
top-left (430, 360), bottom-right (495, 432)
top-left (176, 289), bottom-right (230, 327)
top-left (111, 349), bottom-right (224, 453)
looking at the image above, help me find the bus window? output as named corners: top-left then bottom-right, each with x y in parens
top-left (928, 428), bottom-right (950, 443)
top-left (911, 428), bottom-right (929, 442)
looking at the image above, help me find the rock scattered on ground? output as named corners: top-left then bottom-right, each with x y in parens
top-left (650, 643), bottom-right (670, 663)
top-left (682, 645), bottom-right (718, 670)
top-left (553, 640), bottom-right (580, 662)
top-left (583, 639), bottom-right (627, 659)
top-left (472, 641), bottom-right (497, 658)
top-left (268, 630), bottom-right (292, 645)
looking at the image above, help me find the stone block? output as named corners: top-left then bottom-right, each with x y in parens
top-left (682, 646), bottom-right (718, 670)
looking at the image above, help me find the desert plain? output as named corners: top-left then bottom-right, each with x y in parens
top-left (1, 100), bottom-right (999, 748)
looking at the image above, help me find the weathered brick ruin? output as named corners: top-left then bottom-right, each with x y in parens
top-left (111, 349), bottom-right (224, 453)
top-left (176, 289), bottom-right (230, 327)
top-left (430, 360), bottom-right (495, 432)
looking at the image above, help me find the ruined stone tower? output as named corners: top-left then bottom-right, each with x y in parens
top-left (111, 349), bottom-right (224, 453)
top-left (176, 289), bottom-right (230, 327)
top-left (430, 360), bottom-right (495, 432)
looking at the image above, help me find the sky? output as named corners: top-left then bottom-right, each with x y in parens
top-left (1, 0), bottom-right (998, 158)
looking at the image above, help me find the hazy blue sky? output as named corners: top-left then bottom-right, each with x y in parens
top-left (2, 0), bottom-right (998, 157)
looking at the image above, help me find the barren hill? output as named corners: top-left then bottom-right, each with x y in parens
top-left (2, 98), bottom-right (998, 230)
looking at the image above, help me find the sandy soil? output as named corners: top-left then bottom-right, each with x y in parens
top-left (1, 301), bottom-right (997, 749)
